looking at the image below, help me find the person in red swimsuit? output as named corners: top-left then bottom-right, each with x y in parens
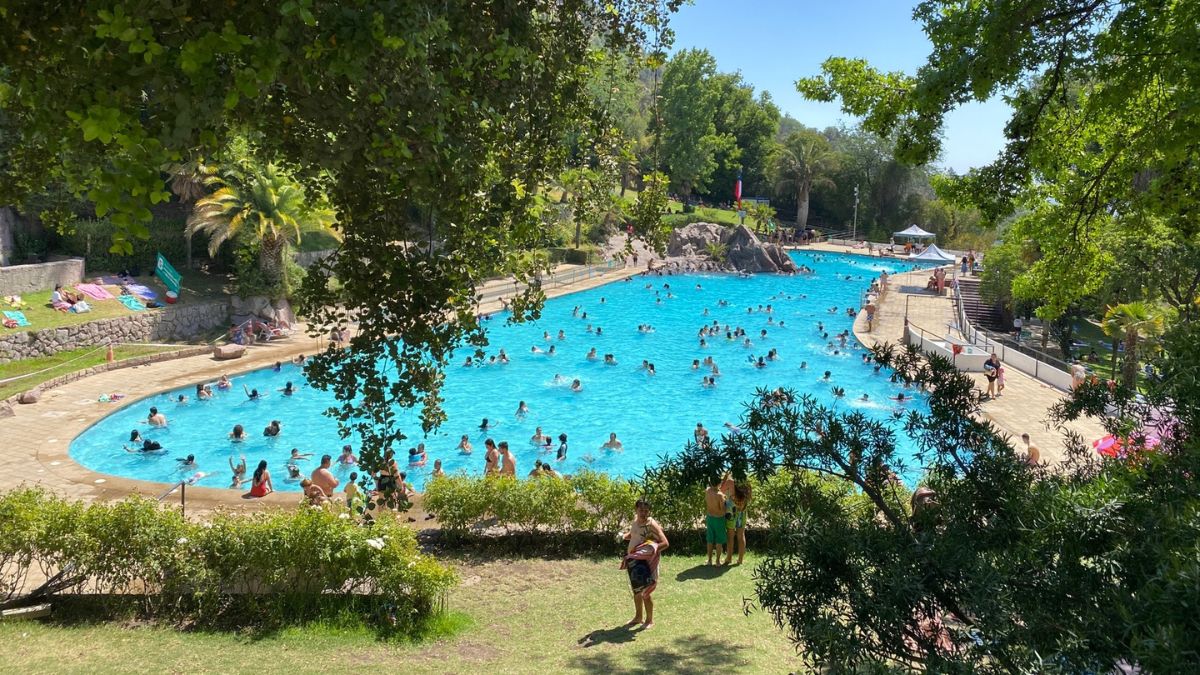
top-left (248, 460), bottom-right (273, 497)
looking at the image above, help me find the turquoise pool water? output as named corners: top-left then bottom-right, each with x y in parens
top-left (69, 251), bottom-right (934, 492)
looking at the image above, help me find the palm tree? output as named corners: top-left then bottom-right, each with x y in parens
top-left (1101, 302), bottom-right (1167, 389)
top-left (187, 163), bottom-right (338, 295)
top-left (770, 130), bottom-right (839, 229)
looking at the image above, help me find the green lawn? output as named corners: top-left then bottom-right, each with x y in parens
top-left (0, 553), bottom-right (802, 674)
top-left (0, 344), bottom-right (183, 400)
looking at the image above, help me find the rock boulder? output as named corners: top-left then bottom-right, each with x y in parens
top-left (725, 225), bottom-right (798, 273)
top-left (668, 222), bottom-right (729, 258)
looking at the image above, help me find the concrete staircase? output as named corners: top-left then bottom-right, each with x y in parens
top-left (956, 277), bottom-right (1009, 333)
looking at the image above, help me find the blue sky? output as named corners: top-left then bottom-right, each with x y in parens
top-left (667, 0), bottom-right (1011, 173)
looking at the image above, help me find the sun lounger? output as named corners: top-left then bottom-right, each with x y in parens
top-left (75, 283), bottom-right (115, 300)
top-left (3, 310), bottom-right (30, 327)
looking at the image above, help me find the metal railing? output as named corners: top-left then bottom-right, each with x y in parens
top-left (157, 480), bottom-right (189, 516)
top-left (949, 273), bottom-right (1074, 389)
top-left (477, 259), bottom-right (623, 306)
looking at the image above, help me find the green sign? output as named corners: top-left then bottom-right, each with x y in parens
top-left (155, 252), bottom-right (181, 295)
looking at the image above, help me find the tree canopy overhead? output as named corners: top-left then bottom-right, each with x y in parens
top-left (798, 0), bottom-right (1200, 233)
top-left (0, 0), bottom-right (679, 464)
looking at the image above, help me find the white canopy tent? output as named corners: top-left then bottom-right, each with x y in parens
top-left (910, 244), bottom-right (957, 262)
top-left (894, 224), bottom-right (936, 239)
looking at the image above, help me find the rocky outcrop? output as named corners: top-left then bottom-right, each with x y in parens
top-left (668, 222), bottom-right (729, 258)
top-left (231, 296), bottom-right (295, 327)
top-left (669, 222), bottom-right (797, 274)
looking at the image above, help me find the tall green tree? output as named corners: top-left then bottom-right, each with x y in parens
top-left (769, 130), bottom-right (839, 228)
top-left (658, 48), bottom-right (736, 200)
top-left (706, 74), bottom-right (780, 204)
top-left (186, 163), bottom-right (337, 295)
top-left (0, 1), bottom-right (681, 499)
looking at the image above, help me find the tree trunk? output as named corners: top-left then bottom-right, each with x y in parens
top-left (260, 236), bottom-right (287, 297)
top-left (796, 181), bottom-right (811, 229)
top-left (1122, 332), bottom-right (1138, 389)
top-left (1111, 338), bottom-right (1119, 376)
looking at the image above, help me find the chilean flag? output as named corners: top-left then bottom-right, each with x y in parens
top-left (734, 168), bottom-right (743, 209)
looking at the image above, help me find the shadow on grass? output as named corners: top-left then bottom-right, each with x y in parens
top-left (576, 623), bottom-right (640, 648)
top-left (674, 563), bottom-right (733, 582)
top-left (36, 594), bottom-right (469, 644)
top-left (568, 632), bottom-right (749, 674)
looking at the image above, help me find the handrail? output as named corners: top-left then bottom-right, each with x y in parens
top-left (157, 479), bottom-right (188, 516)
top-left (949, 272), bottom-right (1074, 388)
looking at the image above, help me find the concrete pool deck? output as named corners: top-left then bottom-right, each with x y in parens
top-left (821, 243), bottom-right (1106, 463)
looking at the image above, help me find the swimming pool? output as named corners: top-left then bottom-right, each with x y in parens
top-left (69, 251), bottom-right (936, 492)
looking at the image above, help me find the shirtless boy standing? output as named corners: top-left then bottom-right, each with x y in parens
top-left (704, 476), bottom-right (728, 565)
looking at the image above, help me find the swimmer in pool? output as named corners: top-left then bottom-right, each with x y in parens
top-left (531, 345), bottom-right (544, 354)
top-left (230, 424), bottom-right (245, 441)
top-left (288, 448), bottom-right (313, 463)
top-left (217, 374), bottom-right (232, 390)
top-left (692, 359), bottom-right (700, 370)
top-left (281, 381), bottom-right (295, 396)
top-left (516, 400), bottom-right (529, 418)
top-left (498, 349), bottom-right (509, 363)
top-left (458, 434), bottom-right (473, 454)
top-left (556, 433), bottom-right (569, 461)
top-left (463, 356), bottom-right (473, 367)
top-left (176, 454), bottom-right (197, 470)
top-left (604, 353), bottom-right (617, 365)
top-left (823, 370), bottom-right (832, 381)
top-left (263, 420), bottom-right (282, 437)
top-left (860, 394), bottom-right (870, 401)
top-left (177, 394), bottom-right (188, 404)
top-left (338, 445), bottom-right (358, 465)
top-left (147, 406), bottom-right (167, 427)
top-left (600, 433), bottom-right (624, 452)
top-left (587, 348), bottom-right (598, 361)
top-left (244, 385), bottom-right (262, 400)
top-left (571, 378), bottom-right (583, 392)
top-left (800, 361), bottom-right (808, 369)
top-left (229, 454), bottom-right (247, 487)
top-left (548, 345), bottom-right (557, 356)
top-left (595, 327), bottom-right (602, 336)
top-left (480, 417), bottom-right (495, 431)
top-left (125, 438), bottom-right (164, 453)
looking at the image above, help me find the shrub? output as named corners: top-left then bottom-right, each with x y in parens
top-left (52, 218), bottom-right (215, 274)
top-left (0, 489), bottom-right (456, 632)
top-left (424, 471), bottom-right (639, 536)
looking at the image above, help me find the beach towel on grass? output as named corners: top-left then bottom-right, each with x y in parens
top-left (76, 283), bottom-right (115, 300)
top-left (3, 310), bottom-right (30, 326)
top-left (125, 283), bottom-right (158, 299)
top-left (118, 295), bottom-right (145, 311)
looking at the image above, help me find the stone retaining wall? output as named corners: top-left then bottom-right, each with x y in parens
top-left (0, 300), bottom-right (228, 363)
top-left (0, 258), bottom-right (85, 294)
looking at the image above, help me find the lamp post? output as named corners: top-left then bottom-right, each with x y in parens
top-left (852, 184), bottom-right (860, 241)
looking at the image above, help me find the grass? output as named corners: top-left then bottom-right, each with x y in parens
top-left (0, 344), bottom-right (183, 400)
top-left (0, 553), bottom-right (802, 674)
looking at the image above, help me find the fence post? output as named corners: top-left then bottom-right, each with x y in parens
top-left (180, 481), bottom-right (186, 517)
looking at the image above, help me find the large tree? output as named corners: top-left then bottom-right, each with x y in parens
top-left (0, 1), bottom-right (679, 495)
top-left (705, 74), bottom-right (780, 204)
top-left (769, 130), bottom-right (839, 228)
top-left (657, 48), bottom-right (736, 200)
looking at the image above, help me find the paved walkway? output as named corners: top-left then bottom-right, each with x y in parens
top-left (0, 261), bottom-right (647, 512)
top-left (813, 242), bottom-right (1105, 463)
